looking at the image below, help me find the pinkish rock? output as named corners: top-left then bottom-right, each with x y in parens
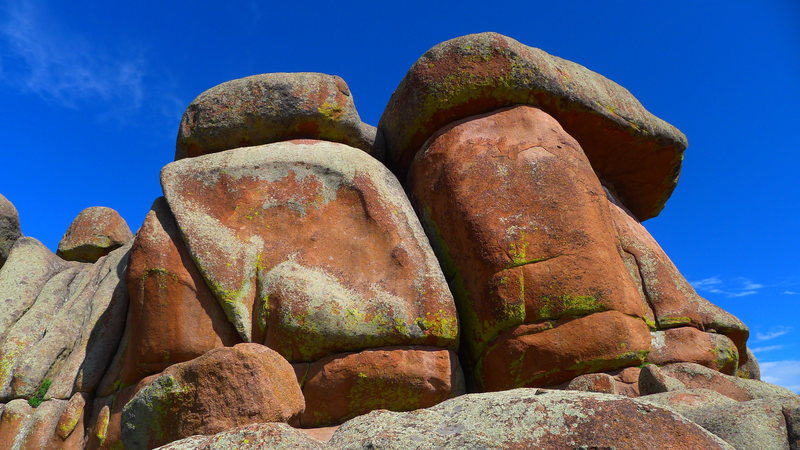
top-left (57, 206), bottom-right (132, 263)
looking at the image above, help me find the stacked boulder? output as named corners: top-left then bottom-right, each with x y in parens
top-left (0, 33), bottom-right (798, 449)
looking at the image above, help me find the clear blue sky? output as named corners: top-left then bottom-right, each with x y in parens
top-left (2, 1), bottom-right (798, 392)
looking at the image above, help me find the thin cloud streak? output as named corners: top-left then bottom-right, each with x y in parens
top-left (755, 327), bottom-right (792, 342)
top-left (0, 0), bottom-right (145, 109)
top-left (690, 276), bottom-right (765, 298)
top-left (751, 345), bottom-right (784, 353)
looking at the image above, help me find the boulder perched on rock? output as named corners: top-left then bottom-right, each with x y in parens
top-left (409, 105), bottom-right (650, 389)
top-left (161, 140), bottom-right (458, 356)
top-left (0, 193), bottom-right (21, 269)
top-left (327, 388), bottom-right (733, 449)
top-left (377, 32), bottom-right (687, 220)
top-left (0, 238), bottom-right (130, 402)
top-left (121, 344), bottom-right (304, 449)
top-left (175, 73), bottom-right (376, 159)
top-left (57, 207), bottom-right (133, 263)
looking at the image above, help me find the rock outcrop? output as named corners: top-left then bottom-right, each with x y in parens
top-left (0, 32), bottom-right (795, 449)
top-left (57, 207), bottom-right (133, 263)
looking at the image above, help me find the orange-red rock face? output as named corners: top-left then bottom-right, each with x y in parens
top-left (100, 197), bottom-right (241, 392)
top-left (160, 140), bottom-right (458, 358)
top-left (409, 105), bottom-right (651, 389)
top-left (299, 347), bottom-right (464, 427)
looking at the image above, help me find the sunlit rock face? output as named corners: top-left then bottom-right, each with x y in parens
top-left (1, 33), bottom-right (792, 450)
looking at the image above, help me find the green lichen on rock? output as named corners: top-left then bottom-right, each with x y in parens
top-left (27, 378), bottom-right (51, 407)
top-left (121, 374), bottom-right (192, 449)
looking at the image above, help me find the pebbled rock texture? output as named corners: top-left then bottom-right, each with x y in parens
top-left (57, 206), bottom-right (133, 263)
top-left (161, 140), bottom-right (457, 357)
top-left (377, 32), bottom-right (687, 220)
top-left (176, 73), bottom-right (375, 159)
top-left (327, 388), bottom-right (733, 449)
top-left (0, 193), bottom-right (21, 269)
top-left (121, 344), bottom-right (304, 450)
top-left (156, 422), bottom-right (325, 450)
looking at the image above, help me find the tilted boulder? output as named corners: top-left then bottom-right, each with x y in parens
top-left (0, 238), bottom-right (130, 403)
top-left (377, 31), bottom-right (687, 220)
top-left (409, 105), bottom-right (650, 389)
top-left (120, 344), bottom-right (304, 450)
top-left (57, 206), bottom-right (133, 263)
top-left (0, 193), bottom-right (21, 269)
top-left (327, 388), bottom-right (734, 449)
top-left (175, 73), bottom-right (376, 159)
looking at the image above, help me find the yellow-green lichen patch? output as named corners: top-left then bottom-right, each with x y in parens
top-left (534, 294), bottom-right (607, 322)
top-left (658, 316), bottom-right (694, 329)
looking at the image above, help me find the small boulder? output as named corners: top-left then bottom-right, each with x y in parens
top-left (0, 193), bottom-right (21, 269)
top-left (175, 72), bottom-right (376, 159)
top-left (648, 327), bottom-right (739, 374)
top-left (121, 343), bottom-right (304, 449)
top-left (738, 347), bottom-right (761, 380)
top-left (327, 388), bottom-right (733, 449)
top-left (299, 347), bottom-right (464, 427)
top-left (57, 206), bottom-right (133, 263)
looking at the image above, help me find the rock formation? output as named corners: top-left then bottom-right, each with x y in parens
top-left (0, 32), bottom-right (796, 449)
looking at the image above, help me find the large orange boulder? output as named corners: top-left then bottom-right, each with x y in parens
top-left (377, 32), bottom-right (687, 220)
top-left (57, 206), bottom-right (133, 263)
top-left (120, 344), bottom-right (303, 449)
top-left (160, 140), bottom-right (458, 357)
top-left (175, 73), bottom-right (375, 159)
top-left (647, 327), bottom-right (739, 374)
top-left (98, 197), bottom-right (241, 394)
top-left (408, 105), bottom-right (650, 389)
top-left (298, 347), bottom-right (464, 427)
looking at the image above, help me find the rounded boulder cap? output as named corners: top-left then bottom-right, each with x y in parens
top-left (57, 206), bottom-right (133, 263)
top-left (175, 72), bottom-right (376, 160)
top-left (0, 193), bottom-right (22, 267)
top-left (376, 32), bottom-right (688, 221)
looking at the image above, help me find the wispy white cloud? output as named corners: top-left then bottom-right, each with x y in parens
top-left (784, 290), bottom-right (800, 296)
top-left (759, 360), bottom-right (800, 393)
top-left (755, 326), bottom-right (792, 342)
top-left (750, 345), bottom-right (784, 353)
top-left (0, 0), bottom-right (145, 109)
top-left (690, 276), bottom-right (765, 298)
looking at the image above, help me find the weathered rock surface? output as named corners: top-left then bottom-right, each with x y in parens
top-left (640, 362), bottom-right (797, 401)
top-left (409, 105), bottom-right (649, 389)
top-left (642, 390), bottom-right (795, 450)
top-left (156, 422), bottom-right (325, 449)
top-left (175, 73), bottom-right (375, 159)
top-left (99, 197), bottom-right (241, 394)
top-left (609, 198), bottom-right (750, 359)
top-left (327, 388), bottom-right (733, 449)
top-left (121, 344), bottom-right (304, 449)
top-left (0, 239), bottom-right (130, 402)
top-left (0, 193), bottom-right (21, 269)
top-left (377, 32), bottom-right (687, 220)
top-left (57, 207), bottom-right (133, 263)
top-left (161, 140), bottom-right (457, 357)
top-left (738, 347), bottom-right (761, 380)
top-left (0, 394), bottom-right (86, 450)
top-left (299, 347), bottom-right (464, 427)
top-left (648, 327), bottom-right (739, 374)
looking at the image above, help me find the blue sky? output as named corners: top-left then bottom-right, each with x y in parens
top-left (1, 1), bottom-right (798, 392)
